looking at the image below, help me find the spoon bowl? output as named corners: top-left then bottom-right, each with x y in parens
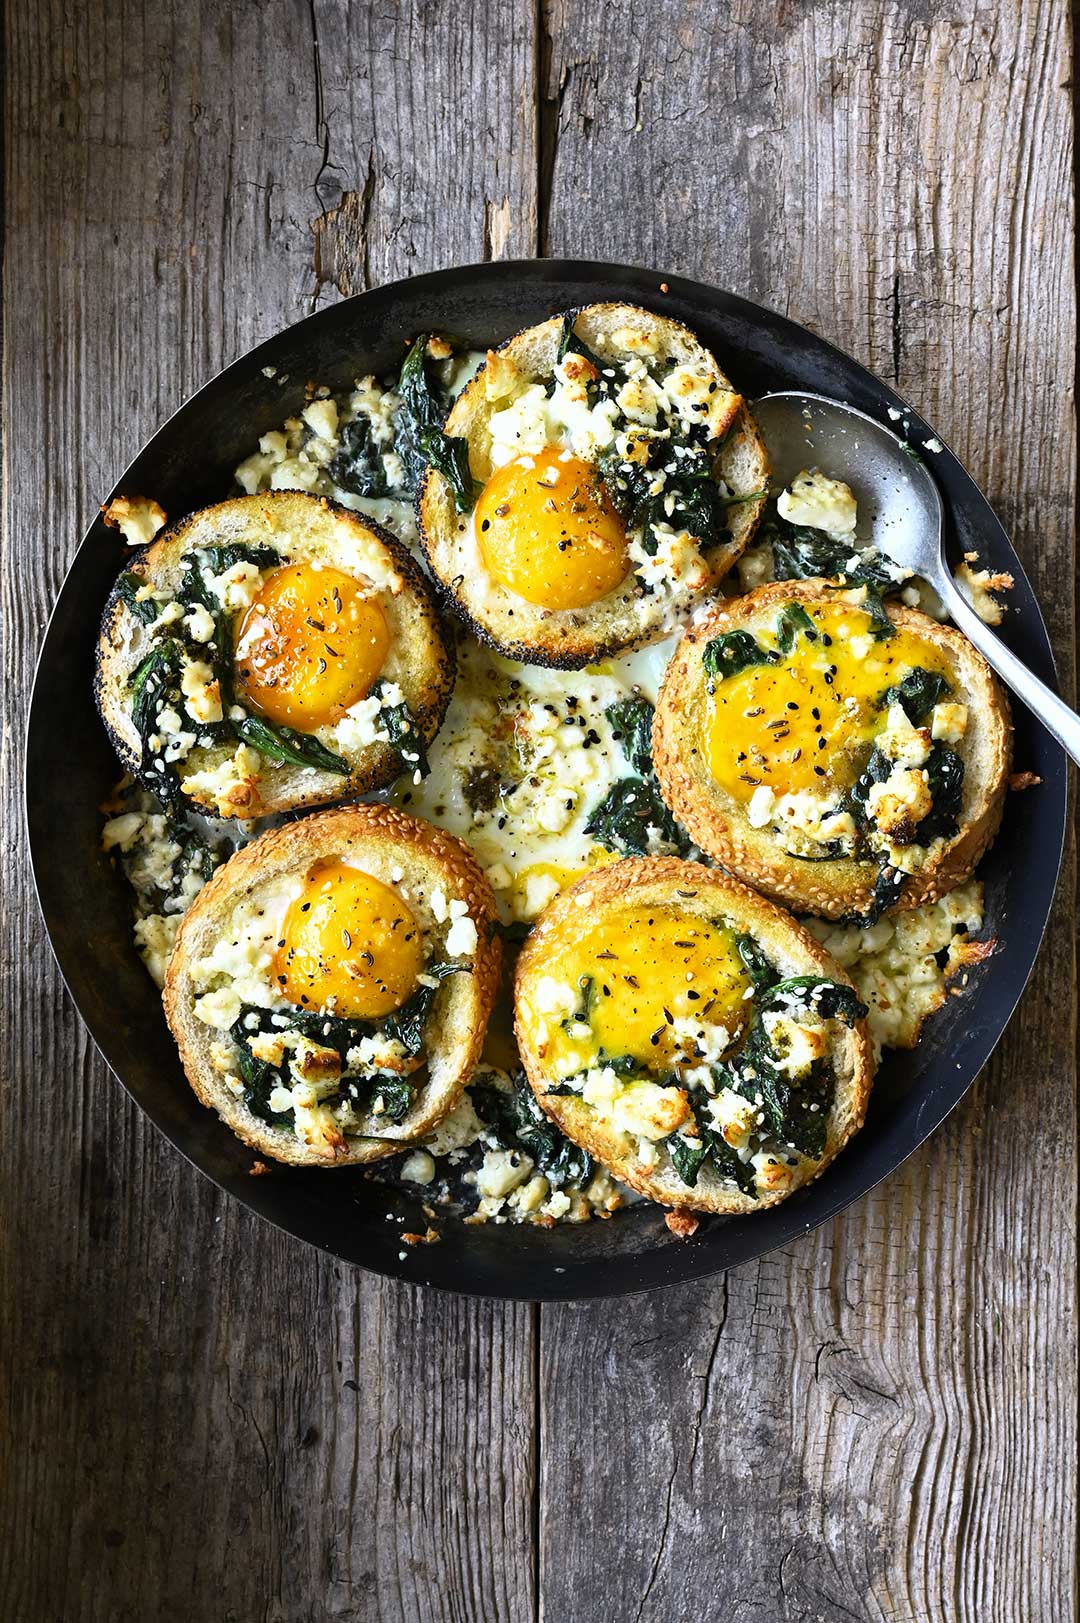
top-left (751, 390), bottom-right (945, 572)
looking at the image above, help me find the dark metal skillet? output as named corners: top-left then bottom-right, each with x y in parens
top-left (24, 259), bottom-right (1067, 1302)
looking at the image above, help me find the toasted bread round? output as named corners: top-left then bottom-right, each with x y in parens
top-left (96, 490), bottom-right (455, 819)
top-left (418, 302), bottom-right (768, 668)
top-left (653, 580), bottom-right (1012, 920)
top-left (514, 857), bottom-right (874, 1216)
top-left (164, 804), bottom-right (501, 1166)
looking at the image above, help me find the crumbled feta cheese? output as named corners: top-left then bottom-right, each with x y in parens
top-left (400, 1149), bottom-right (436, 1185)
top-left (101, 493), bottom-right (167, 546)
top-left (476, 1147), bottom-right (534, 1199)
top-left (777, 470), bottom-right (858, 539)
top-left (184, 603), bottom-right (216, 644)
top-left (931, 702), bottom-right (968, 743)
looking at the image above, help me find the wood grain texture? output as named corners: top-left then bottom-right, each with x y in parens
top-left (1, 3), bottom-right (536, 1621)
top-left (538, 2), bottom-right (1078, 1619)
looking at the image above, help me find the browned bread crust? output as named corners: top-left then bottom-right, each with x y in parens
top-left (514, 856), bottom-right (874, 1215)
top-left (652, 580), bottom-right (1012, 919)
top-left (164, 804), bottom-right (501, 1166)
top-left (418, 301), bottom-right (769, 668)
top-left (96, 490), bottom-right (455, 818)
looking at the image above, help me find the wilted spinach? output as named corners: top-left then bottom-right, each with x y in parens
top-left (234, 713), bottom-right (349, 775)
top-left (878, 666), bottom-right (950, 725)
top-left (471, 1071), bottom-right (594, 1187)
top-left (919, 745), bottom-right (964, 842)
top-left (118, 571), bottom-right (158, 624)
top-left (735, 933), bottom-right (779, 993)
top-left (775, 601), bottom-right (817, 654)
top-left (328, 415), bottom-right (391, 498)
top-left (585, 777), bottom-right (686, 858)
top-left (667, 1119), bottom-right (757, 1195)
top-left (377, 682), bottom-right (430, 781)
top-left (605, 697), bottom-right (655, 777)
top-left (416, 425), bottom-right (474, 511)
top-left (701, 629), bottom-right (775, 683)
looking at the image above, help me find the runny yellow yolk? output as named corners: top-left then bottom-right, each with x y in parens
top-left (704, 604), bottom-right (951, 802)
top-left (475, 445), bottom-right (630, 610)
top-left (235, 564), bottom-right (390, 730)
top-left (533, 907), bottom-right (752, 1074)
top-left (273, 861), bottom-right (423, 1019)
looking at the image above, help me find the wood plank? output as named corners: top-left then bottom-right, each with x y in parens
top-left (0, 3), bottom-right (538, 1619)
top-left (537, 2), bottom-right (1078, 1618)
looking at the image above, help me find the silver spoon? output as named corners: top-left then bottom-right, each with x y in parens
top-left (751, 390), bottom-right (1080, 765)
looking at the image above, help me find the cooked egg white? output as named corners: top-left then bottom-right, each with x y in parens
top-left (391, 634), bottom-right (678, 924)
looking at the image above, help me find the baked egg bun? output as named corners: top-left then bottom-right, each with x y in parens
top-left (417, 302), bottom-right (768, 668)
top-left (653, 580), bottom-right (1012, 921)
top-left (164, 804), bottom-right (501, 1166)
top-left (514, 857), bottom-right (874, 1216)
top-left (96, 490), bottom-right (454, 819)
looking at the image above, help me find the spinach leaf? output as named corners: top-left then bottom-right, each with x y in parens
top-left (667, 1131), bottom-right (709, 1188)
top-left (863, 584), bottom-right (897, 642)
top-left (200, 543), bottom-right (281, 574)
top-left (598, 428), bottom-right (758, 560)
top-left (228, 1019), bottom-right (293, 1127)
top-left (765, 514), bottom-right (899, 639)
top-left (848, 745), bottom-right (892, 829)
top-left (919, 744), bottom-right (964, 842)
top-left (584, 776), bottom-right (686, 858)
top-left (328, 415), bottom-right (391, 498)
top-left (128, 642), bottom-right (185, 807)
top-left (382, 962), bottom-right (466, 1056)
top-left (395, 335), bottom-right (451, 494)
top-left (130, 641), bottom-right (181, 737)
top-left (555, 311), bottom-right (605, 377)
top-left (758, 975), bottom-right (867, 1026)
top-left (472, 1071), bottom-right (593, 1187)
top-left (702, 629), bottom-right (774, 683)
top-left (118, 571), bottom-right (158, 624)
top-left (667, 1120), bottom-right (757, 1195)
top-left (606, 696), bottom-right (655, 777)
top-left (416, 425), bottom-right (475, 512)
top-left (345, 1074), bottom-right (414, 1122)
top-left (735, 933), bottom-right (780, 993)
top-left (735, 1022), bottom-right (835, 1159)
top-left (755, 1067), bottom-right (830, 1160)
top-left (377, 684), bottom-right (430, 781)
top-left (775, 601), bottom-right (817, 655)
top-left (878, 666), bottom-right (949, 724)
top-left (234, 713), bottom-right (349, 775)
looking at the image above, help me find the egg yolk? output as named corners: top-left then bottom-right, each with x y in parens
top-left (475, 446), bottom-right (630, 610)
top-left (531, 907), bottom-right (752, 1075)
top-left (273, 861), bottom-right (423, 1019)
top-left (704, 604), bottom-right (951, 802)
top-left (235, 564), bottom-right (390, 730)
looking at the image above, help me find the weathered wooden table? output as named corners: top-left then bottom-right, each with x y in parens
top-left (3, 3), bottom-right (1076, 1618)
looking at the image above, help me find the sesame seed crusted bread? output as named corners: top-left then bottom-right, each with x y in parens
top-left (418, 302), bottom-right (769, 668)
top-left (164, 804), bottom-right (502, 1167)
top-left (652, 580), bottom-right (1013, 920)
top-left (96, 490), bottom-right (455, 819)
top-left (514, 857), bottom-right (875, 1217)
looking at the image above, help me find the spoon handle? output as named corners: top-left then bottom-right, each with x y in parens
top-left (935, 572), bottom-right (1080, 767)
